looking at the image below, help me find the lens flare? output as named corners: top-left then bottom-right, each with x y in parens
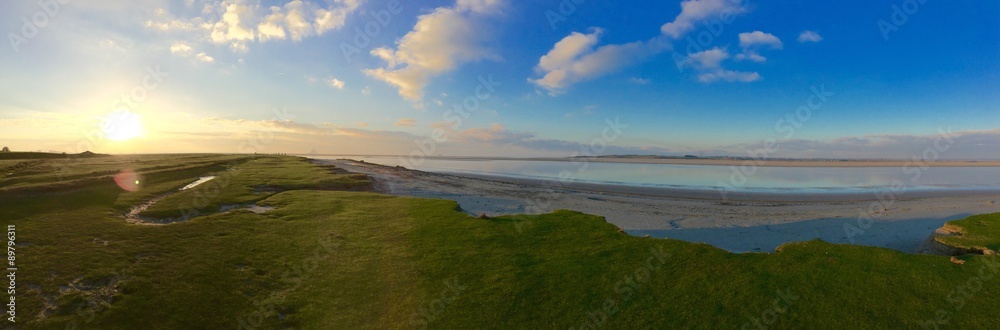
top-left (114, 169), bottom-right (142, 192)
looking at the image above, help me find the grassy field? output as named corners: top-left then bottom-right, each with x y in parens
top-left (4, 154), bottom-right (999, 329)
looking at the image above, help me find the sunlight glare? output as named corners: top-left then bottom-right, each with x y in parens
top-left (101, 110), bottom-right (143, 141)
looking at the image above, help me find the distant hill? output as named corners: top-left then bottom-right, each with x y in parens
top-left (0, 151), bottom-right (111, 160)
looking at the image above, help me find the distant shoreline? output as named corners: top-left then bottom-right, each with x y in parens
top-left (549, 157), bottom-right (1000, 168)
top-left (301, 155), bottom-right (1000, 168)
top-left (316, 158), bottom-right (1000, 253)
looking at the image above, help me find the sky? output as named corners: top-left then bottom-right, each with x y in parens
top-left (1, 0), bottom-right (998, 159)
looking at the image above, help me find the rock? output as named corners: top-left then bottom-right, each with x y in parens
top-left (950, 256), bottom-right (966, 265)
top-left (984, 249), bottom-right (997, 256)
top-left (476, 213), bottom-right (489, 219)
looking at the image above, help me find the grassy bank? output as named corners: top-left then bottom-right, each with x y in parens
top-left (6, 155), bottom-right (999, 329)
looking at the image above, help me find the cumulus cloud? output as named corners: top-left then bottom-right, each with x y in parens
top-left (685, 47), bottom-right (729, 69)
top-left (531, 0), bottom-right (749, 94)
top-left (147, 0), bottom-right (363, 52)
top-left (170, 42), bottom-right (194, 56)
top-left (364, 0), bottom-right (503, 102)
top-left (738, 31), bottom-right (783, 49)
top-left (798, 30), bottom-right (823, 43)
top-left (529, 29), bottom-right (657, 95)
top-left (328, 78), bottom-right (345, 89)
top-left (734, 31), bottom-right (781, 62)
top-left (678, 47), bottom-right (760, 83)
top-left (196, 52), bottom-right (216, 63)
top-left (661, 0), bottom-right (746, 39)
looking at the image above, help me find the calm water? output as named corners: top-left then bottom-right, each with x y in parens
top-left (311, 156), bottom-right (1000, 193)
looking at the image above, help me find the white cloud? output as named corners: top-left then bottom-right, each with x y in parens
top-left (196, 52), bottom-right (216, 63)
top-left (536, 29), bottom-right (602, 73)
top-left (456, 0), bottom-right (503, 14)
top-left (257, 7), bottom-right (288, 42)
top-left (170, 42), bottom-right (194, 56)
top-left (529, 29), bottom-right (655, 95)
top-left (328, 78), bottom-right (345, 89)
top-left (697, 70), bottom-right (760, 83)
top-left (147, 0), bottom-right (363, 52)
top-left (361, 86), bottom-right (371, 95)
top-left (661, 0), bottom-right (746, 39)
top-left (315, 0), bottom-right (361, 34)
top-left (679, 47), bottom-right (760, 83)
top-left (531, 0), bottom-right (749, 95)
top-left (738, 31), bottom-right (783, 49)
top-left (798, 30), bottom-right (823, 43)
top-left (364, 0), bottom-right (503, 103)
top-left (208, 1), bottom-right (257, 49)
top-left (685, 47), bottom-right (729, 69)
top-left (734, 31), bottom-right (781, 63)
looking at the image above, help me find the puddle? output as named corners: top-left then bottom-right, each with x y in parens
top-left (220, 204), bottom-right (275, 214)
top-left (124, 193), bottom-right (179, 225)
top-left (124, 176), bottom-right (273, 225)
top-left (180, 176), bottom-right (216, 190)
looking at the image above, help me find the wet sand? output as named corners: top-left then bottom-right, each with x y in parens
top-left (317, 159), bottom-right (1000, 254)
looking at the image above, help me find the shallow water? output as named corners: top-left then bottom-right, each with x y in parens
top-left (180, 176), bottom-right (216, 190)
top-left (311, 156), bottom-right (1000, 194)
top-left (629, 214), bottom-right (971, 253)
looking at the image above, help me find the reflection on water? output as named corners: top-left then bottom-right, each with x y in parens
top-left (313, 156), bottom-right (1000, 193)
top-left (180, 176), bottom-right (216, 190)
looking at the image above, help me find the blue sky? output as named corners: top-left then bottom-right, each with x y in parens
top-left (1, 0), bottom-right (998, 159)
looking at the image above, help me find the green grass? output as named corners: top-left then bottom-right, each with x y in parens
top-left (8, 155), bottom-right (1000, 329)
top-left (936, 213), bottom-right (1000, 253)
top-left (138, 156), bottom-right (370, 219)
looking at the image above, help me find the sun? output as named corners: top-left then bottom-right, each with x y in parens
top-left (101, 110), bottom-right (143, 141)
